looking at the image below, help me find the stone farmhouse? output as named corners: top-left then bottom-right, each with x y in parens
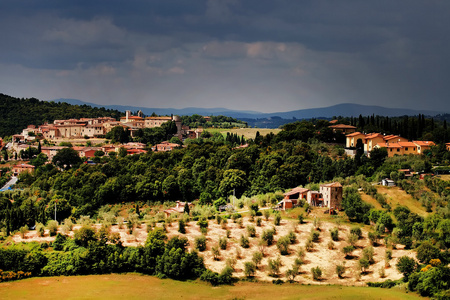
top-left (279, 182), bottom-right (343, 211)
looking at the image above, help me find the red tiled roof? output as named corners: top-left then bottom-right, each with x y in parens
top-left (329, 124), bottom-right (356, 129)
top-left (377, 142), bottom-right (401, 148)
top-left (320, 182), bottom-right (342, 188)
top-left (346, 132), bottom-right (364, 137)
top-left (365, 133), bottom-right (384, 139)
top-left (413, 141), bottom-right (435, 147)
top-left (397, 142), bottom-right (417, 147)
top-left (284, 187), bottom-right (309, 196)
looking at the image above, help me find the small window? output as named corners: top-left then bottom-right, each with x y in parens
top-left (405, 147), bottom-right (408, 151)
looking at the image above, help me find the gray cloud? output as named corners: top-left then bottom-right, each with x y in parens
top-left (0, 0), bottom-right (449, 113)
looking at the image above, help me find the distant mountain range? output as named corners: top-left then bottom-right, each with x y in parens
top-left (51, 99), bottom-right (446, 120)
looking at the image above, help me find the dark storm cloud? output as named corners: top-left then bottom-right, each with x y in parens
top-left (0, 0), bottom-right (449, 112)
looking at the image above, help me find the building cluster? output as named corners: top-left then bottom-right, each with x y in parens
top-left (345, 132), bottom-right (435, 157)
top-left (12, 111), bottom-right (187, 143)
top-left (278, 182), bottom-right (343, 211)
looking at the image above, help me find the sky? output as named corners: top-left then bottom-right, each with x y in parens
top-left (0, 1), bottom-right (449, 113)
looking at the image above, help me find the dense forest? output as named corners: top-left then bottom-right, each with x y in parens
top-left (0, 93), bottom-right (124, 137)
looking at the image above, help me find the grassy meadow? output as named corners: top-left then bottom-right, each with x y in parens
top-left (206, 128), bottom-right (282, 140)
top-left (361, 186), bottom-right (429, 217)
top-left (0, 274), bottom-right (424, 300)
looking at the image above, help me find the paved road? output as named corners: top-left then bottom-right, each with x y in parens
top-left (0, 176), bottom-right (17, 191)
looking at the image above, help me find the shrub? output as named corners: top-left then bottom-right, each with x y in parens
top-left (235, 247), bottom-right (242, 259)
top-left (359, 257), bottom-right (370, 273)
top-left (298, 247), bottom-right (306, 259)
top-left (47, 220), bottom-right (58, 237)
top-left (237, 218), bottom-right (244, 228)
top-left (343, 245), bottom-right (355, 258)
top-left (219, 236), bottom-right (228, 250)
top-left (350, 227), bottom-right (362, 239)
top-left (263, 210), bottom-right (270, 221)
top-left (276, 236), bottom-right (290, 255)
top-left (396, 256), bottom-right (417, 279)
top-left (262, 228), bottom-right (275, 246)
top-left (252, 251), bottom-right (263, 269)
top-left (197, 218), bottom-right (208, 229)
top-left (416, 241), bottom-right (440, 264)
top-left (287, 231), bottom-right (297, 244)
top-left (200, 270), bottom-right (219, 286)
top-left (226, 257), bottom-right (237, 270)
top-left (347, 233), bottom-right (358, 246)
top-left (218, 265), bottom-right (234, 285)
top-left (330, 227), bottom-right (339, 241)
top-left (195, 235), bottom-right (207, 251)
top-left (313, 217), bottom-right (321, 230)
top-left (36, 223), bottom-right (45, 237)
top-left (385, 249), bottom-right (392, 261)
top-left (19, 225), bottom-right (29, 239)
top-left (240, 235), bottom-right (250, 248)
top-left (305, 238), bottom-right (314, 252)
top-left (368, 231), bottom-right (379, 246)
top-left (379, 266), bottom-right (386, 278)
top-left (286, 264), bottom-right (299, 282)
top-left (362, 246), bottom-right (374, 264)
top-left (244, 261), bottom-right (256, 277)
top-left (311, 266), bottom-right (322, 280)
top-left (274, 213), bottom-right (281, 226)
top-left (310, 229), bottom-right (320, 243)
top-left (297, 213), bottom-right (304, 224)
top-left (268, 257), bottom-right (282, 277)
top-left (256, 217), bottom-right (262, 226)
top-left (74, 225), bottom-right (96, 247)
top-left (211, 245), bottom-right (220, 261)
top-left (178, 219), bottom-right (186, 234)
top-left (336, 264), bottom-right (345, 278)
top-left (247, 225), bottom-right (256, 237)
top-left (226, 229), bottom-right (231, 238)
top-left (52, 233), bottom-right (67, 251)
top-left (327, 241), bottom-right (335, 250)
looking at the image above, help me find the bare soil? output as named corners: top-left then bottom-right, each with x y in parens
top-left (12, 212), bottom-right (415, 285)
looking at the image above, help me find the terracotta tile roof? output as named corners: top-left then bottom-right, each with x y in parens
top-left (376, 142), bottom-right (401, 148)
top-left (346, 132), bottom-right (364, 137)
top-left (413, 141), bottom-right (435, 146)
top-left (329, 124), bottom-right (356, 129)
top-left (284, 187), bottom-right (309, 196)
top-left (397, 142), bottom-right (417, 147)
top-left (13, 163), bottom-right (35, 168)
top-left (320, 182), bottom-right (342, 188)
top-left (365, 133), bottom-right (384, 139)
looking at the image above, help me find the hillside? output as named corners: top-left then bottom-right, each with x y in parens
top-left (0, 94), bottom-right (123, 137)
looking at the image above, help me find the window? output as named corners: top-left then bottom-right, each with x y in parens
top-left (405, 147), bottom-right (408, 151)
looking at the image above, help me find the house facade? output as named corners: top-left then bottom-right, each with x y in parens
top-left (319, 182), bottom-right (343, 210)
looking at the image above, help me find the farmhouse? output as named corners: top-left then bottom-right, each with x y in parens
top-left (12, 163), bottom-right (35, 176)
top-left (319, 182), bottom-right (343, 210)
top-left (279, 182), bottom-right (342, 210)
top-left (279, 187), bottom-right (309, 210)
top-left (329, 124), bottom-right (357, 134)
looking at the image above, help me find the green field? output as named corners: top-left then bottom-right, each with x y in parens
top-left (0, 274), bottom-right (424, 300)
top-left (207, 128), bottom-right (282, 140)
